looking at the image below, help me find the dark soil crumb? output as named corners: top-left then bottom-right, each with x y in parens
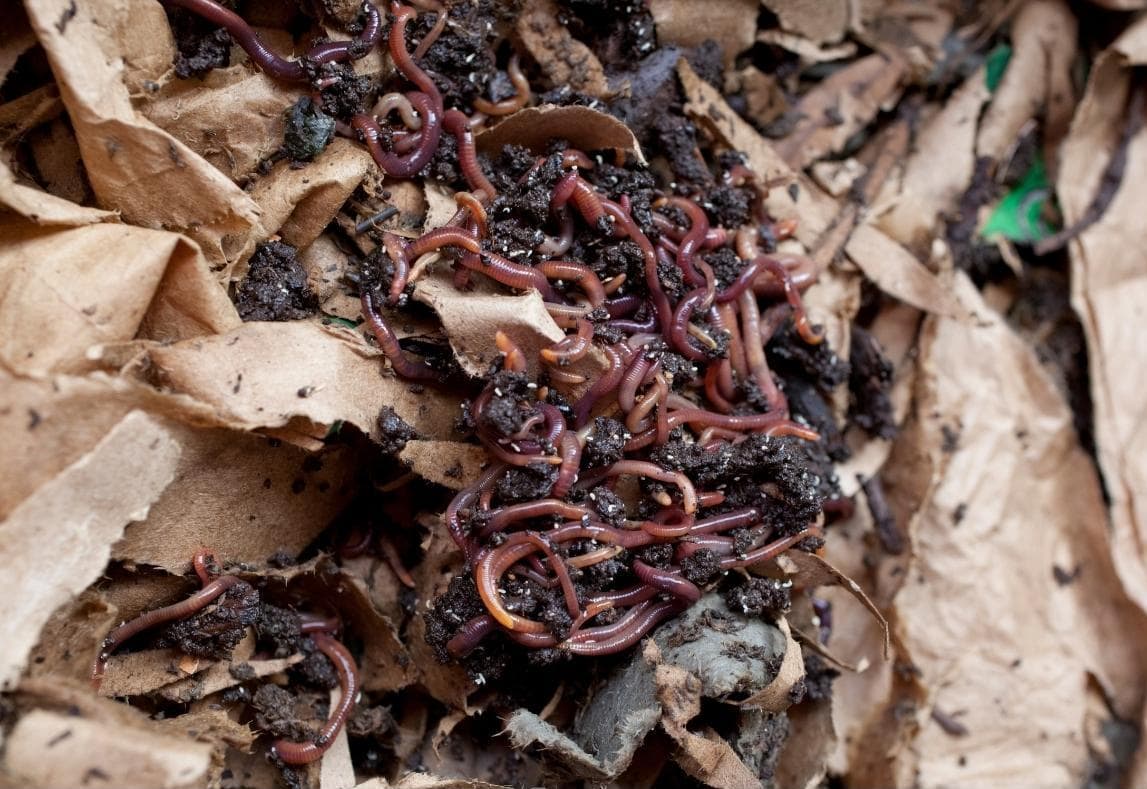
top-left (799, 653), bottom-right (839, 704)
top-left (167, 7), bottom-right (232, 79)
top-left (495, 465), bottom-right (557, 503)
top-left (347, 704), bottom-right (395, 738)
top-left (681, 548), bottom-right (721, 585)
top-left (583, 417), bottom-right (628, 467)
top-left (290, 638), bottom-right (339, 689)
top-left (251, 684), bottom-right (315, 742)
top-left (722, 576), bottom-right (792, 617)
top-left (376, 406), bottom-right (418, 454)
top-left (849, 324), bottom-right (896, 439)
top-left (768, 318), bottom-right (849, 390)
top-left (316, 63), bottom-right (374, 121)
top-left (424, 575), bottom-right (488, 663)
top-left (256, 604), bottom-right (303, 658)
top-left (158, 581), bottom-right (260, 660)
top-left (558, 0), bottom-right (657, 69)
top-left (229, 662), bottom-right (257, 681)
top-left (734, 710), bottom-right (790, 782)
top-left (684, 39), bottom-right (724, 88)
top-left (283, 97), bottom-right (335, 162)
top-left (587, 485), bottom-right (626, 523)
top-left (235, 241), bottom-right (318, 322)
top-left (785, 376), bottom-right (848, 461)
top-left (415, 0), bottom-right (497, 110)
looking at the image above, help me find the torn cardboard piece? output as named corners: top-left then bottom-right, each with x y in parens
top-left (23, 0), bottom-right (264, 276)
top-left (0, 411), bottom-right (180, 689)
top-left (4, 708), bottom-right (211, 789)
top-left (476, 105), bottom-right (645, 164)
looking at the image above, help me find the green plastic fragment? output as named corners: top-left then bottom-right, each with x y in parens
top-left (980, 156), bottom-right (1056, 243)
top-left (984, 44), bottom-right (1012, 93)
top-left (324, 315), bottom-right (359, 330)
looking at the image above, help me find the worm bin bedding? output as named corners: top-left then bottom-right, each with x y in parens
top-left (3, 0), bottom-right (1147, 787)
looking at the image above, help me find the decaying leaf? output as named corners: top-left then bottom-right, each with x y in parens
top-left (649, 0), bottom-right (757, 66)
top-left (476, 105), bottom-right (645, 164)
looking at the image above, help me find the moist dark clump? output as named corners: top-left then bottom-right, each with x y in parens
top-left (158, 581), bottom-right (260, 660)
top-left (558, 0), bottom-right (657, 68)
top-left (587, 485), bottom-right (626, 523)
top-left (251, 684), bottom-right (314, 742)
top-left (283, 96), bottom-right (334, 161)
top-left (784, 377), bottom-right (848, 461)
top-left (494, 465), bottom-right (557, 503)
top-left (583, 417), bottom-right (627, 467)
top-left (316, 64), bottom-right (374, 121)
top-left (652, 114), bottom-right (713, 190)
top-left (701, 183), bottom-right (753, 229)
top-left (706, 246), bottom-right (747, 289)
top-left (681, 548), bottom-right (721, 585)
top-left (722, 576), bottom-right (792, 617)
top-left (376, 406), bottom-right (418, 454)
top-left (289, 639), bottom-right (340, 689)
top-left (476, 372), bottom-right (534, 436)
top-left (423, 575), bottom-right (488, 662)
top-left (767, 318), bottom-right (849, 390)
top-left (684, 39), bottom-right (724, 88)
top-left (848, 324), bottom-right (896, 439)
top-left (235, 241), bottom-right (319, 322)
top-left (416, 1), bottom-right (497, 109)
top-left (257, 604), bottom-right (304, 658)
top-left (801, 654), bottom-right (840, 703)
top-left (167, 7), bottom-right (232, 79)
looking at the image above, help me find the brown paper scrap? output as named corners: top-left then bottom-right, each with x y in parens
top-left (0, 222), bottom-right (237, 375)
top-left (1059, 14), bottom-right (1147, 617)
top-left (884, 276), bottom-right (1147, 785)
top-left (141, 320), bottom-right (460, 443)
top-left (515, 0), bottom-right (611, 99)
top-left (24, 0), bottom-right (264, 276)
top-left (476, 105), bottom-right (645, 164)
top-left (761, 0), bottom-right (849, 44)
top-left (653, 656), bottom-right (760, 789)
top-left (0, 410), bottom-right (180, 690)
top-left (0, 159), bottom-right (114, 226)
top-left (775, 54), bottom-right (905, 170)
top-left (249, 138), bottom-right (374, 256)
top-left (414, 268), bottom-right (606, 386)
top-left (976, 0), bottom-right (1077, 161)
top-left (143, 68), bottom-right (298, 182)
top-left (114, 426), bottom-right (356, 573)
top-left (399, 440), bottom-right (488, 491)
top-left (4, 708), bottom-right (211, 788)
top-left (649, 0), bottom-right (758, 66)
top-left (877, 68), bottom-right (992, 252)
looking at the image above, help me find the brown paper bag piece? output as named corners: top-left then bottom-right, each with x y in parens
top-left (249, 139), bottom-right (374, 255)
top-left (0, 5), bottom-right (36, 83)
top-left (756, 30), bottom-right (857, 63)
top-left (0, 410), bottom-right (180, 690)
top-left (0, 159), bottom-right (114, 226)
top-left (0, 222), bottom-right (236, 375)
top-left (877, 68), bottom-right (992, 252)
top-left (143, 68), bottom-right (298, 182)
top-left (4, 708), bottom-right (211, 788)
top-left (301, 233), bottom-right (361, 320)
top-left (156, 707), bottom-right (256, 753)
top-left (354, 776), bottom-right (509, 789)
top-left (0, 84), bottom-right (66, 150)
top-left (738, 617), bottom-right (804, 709)
top-left (777, 550), bottom-right (890, 657)
top-left (476, 105), bottom-right (645, 164)
top-left (1059, 15), bottom-right (1147, 618)
top-left (775, 54), bottom-right (905, 171)
top-left (678, 59), bottom-right (974, 320)
top-left (515, 0), bottom-right (610, 99)
top-left (649, 0), bottom-right (758, 67)
top-left (399, 440), bottom-right (488, 491)
top-left (773, 684), bottom-right (836, 789)
top-left (156, 654), bottom-right (302, 703)
top-left (414, 268), bottom-right (606, 385)
top-left (142, 320), bottom-right (460, 442)
top-left (407, 516), bottom-right (480, 710)
top-left (976, 0), bottom-right (1077, 161)
top-left (320, 709), bottom-right (357, 789)
top-left (653, 657), bottom-right (760, 789)
top-left (23, 0), bottom-right (264, 276)
top-left (114, 426), bottom-right (357, 573)
top-left (762, 0), bottom-right (849, 44)
top-left (883, 276), bottom-right (1147, 786)
top-left (98, 647), bottom-right (210, 700)
top-left (0, 372), bottom-right (225, 519)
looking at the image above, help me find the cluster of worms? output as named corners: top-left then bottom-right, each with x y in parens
top-left (92, 551), bottom-right (357, 766)
top-left (108, 0), bottom-right (830, 743)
